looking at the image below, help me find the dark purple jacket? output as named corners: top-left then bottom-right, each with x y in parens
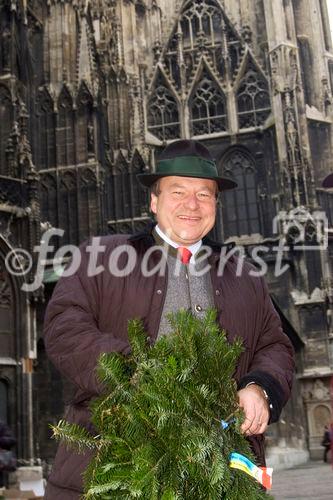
top-left (44, 226), bottom-right (295, 499)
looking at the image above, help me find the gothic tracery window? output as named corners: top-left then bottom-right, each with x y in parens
top-left (108, 68), bottom-right (131, 149)
top-left (298, 38), bottom-right (313, 106)
top-left (148, 0), bottom-right (269, 140)
top-left (147, 71), bottom-right (180, 141)
top-left (36, 90), bottom-right (56, 169)
top-left (57, 88), bottom-right (75, 166)
top-left (221, 150), bottom-right (260, 237)
top-left (77, 84), bottom-right (94, 164)
top-left (106, 151), bottom-right (147, 223)
top-left (190, 68), bottom-right (227, 135)
top-left (237, 63), bottom-right (271, 129)
top-left (181, 0), bottom-right (222, 48)
top-left (164, 0), bottom-right (242, 88)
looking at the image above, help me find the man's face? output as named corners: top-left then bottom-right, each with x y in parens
top-left (150, 176), bottom-right (217, 246)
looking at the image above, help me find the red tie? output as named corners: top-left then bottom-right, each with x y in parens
top-left (178, 247), bottom-right (192, 264)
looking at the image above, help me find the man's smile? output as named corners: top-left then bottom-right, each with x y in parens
top-left (178, 215), bottom-right (201, 221)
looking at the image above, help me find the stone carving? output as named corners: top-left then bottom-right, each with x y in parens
top-left (94, 0), bottom-right (122, 69)
top-left (80, 168), bottom-right (96, 187)
top-left (303, 380), bottom-right (330, 402)
top-left (270, 45), bottom-right (298, 95)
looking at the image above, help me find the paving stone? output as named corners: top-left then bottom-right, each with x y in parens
top-left (271, 461), bottom-right (333, 500)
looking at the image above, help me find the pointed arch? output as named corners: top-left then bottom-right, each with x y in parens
top-left (179, 0), bottom-right (239, 52)
top-left (189, 63), bottom-right (227, 136)
top-left (0, 85), bottom-right (13, 175)
top-left (181, 0), bottom-right (222, 41)
top-left (235, 55), bottom-right (271, 129)
top-left (131, 149), bottom-right (145, 174)
top-left (114, 152), bottom-right (129, 174)
top-left (57, 87), bottom-right (75, 166)
top-left (109, 66), bottom-right (118, 83)
top-left (162, 0), bottom-right (243, 88)
top-left (220, 147), bottom-right (261, 237)
top-left (0, 236), bottom-right (28, 456)
top-left (36, 88), bottom-right (56, 169)
top-left (0, 235), bottom-right (28, 367)
top-left (147, 68), bottom-right (181, 141)
top-left (108, 67), bottom-right (131, 149)
top-left (80, 168), bottom-right (96, 186)
top-left (77, 82), bottom-right (94, 163)
top-left (119, 67), bottom-right (128, 84)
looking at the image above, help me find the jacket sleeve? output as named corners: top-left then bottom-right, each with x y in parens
top-left (238, 276), bottom-right (295, 423)
top-left (43, 240), bottom-right (131, 398)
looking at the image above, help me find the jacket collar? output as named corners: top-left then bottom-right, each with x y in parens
top-left (128, 220), bottom-right (234, 261)
top-left (128, 221), bottom-right (156, 251)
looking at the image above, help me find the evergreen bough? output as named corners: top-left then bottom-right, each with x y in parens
top-left (52, 310), bottom-right (271, 499)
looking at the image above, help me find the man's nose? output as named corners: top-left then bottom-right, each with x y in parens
top-left (184, 193), bottom-right (199, 209)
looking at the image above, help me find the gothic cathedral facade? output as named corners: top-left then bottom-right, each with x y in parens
top-left (0, 0), bottom-right (333, 468)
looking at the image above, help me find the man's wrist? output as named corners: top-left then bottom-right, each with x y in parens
top-left (237, 370), bottom-right (284, 423)
top-left (245, 381), bottom-right (273, 411)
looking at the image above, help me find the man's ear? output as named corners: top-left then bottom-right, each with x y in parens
top-left (150, 193), bottom-right (157, 215)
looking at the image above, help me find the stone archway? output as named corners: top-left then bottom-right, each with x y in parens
top-left (0, 249), bottom-right (19, 442)
top-left (303, 377), bottom-right (332, 460)
top-left (313, 404), bottom-right (331, 435)
top-left (0, 236), bottom-right (35, 461)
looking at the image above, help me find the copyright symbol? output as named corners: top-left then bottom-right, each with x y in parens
top-left (5, 249), bottom-right (33, 277)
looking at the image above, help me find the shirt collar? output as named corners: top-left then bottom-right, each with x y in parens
top-left (155, 225), bottom-right (202, 263)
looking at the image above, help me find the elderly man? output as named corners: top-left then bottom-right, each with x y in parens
top-left (44, 139), bottom-right (294, 499)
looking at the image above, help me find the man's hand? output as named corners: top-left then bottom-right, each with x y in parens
top-left (237, 384), bottom-right (270, 436)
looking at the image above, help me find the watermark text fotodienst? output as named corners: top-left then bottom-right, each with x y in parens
top-left (4, 208), bottom-right (329, 292)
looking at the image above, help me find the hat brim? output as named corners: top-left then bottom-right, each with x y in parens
top-left (137, 173), bottom-right (237, 191)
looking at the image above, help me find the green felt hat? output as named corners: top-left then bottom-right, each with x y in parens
top-left (137, 140), bottom-right (237, 191)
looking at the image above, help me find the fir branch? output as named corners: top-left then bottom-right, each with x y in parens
top-left (51, 420), bottom-right (98, 453)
